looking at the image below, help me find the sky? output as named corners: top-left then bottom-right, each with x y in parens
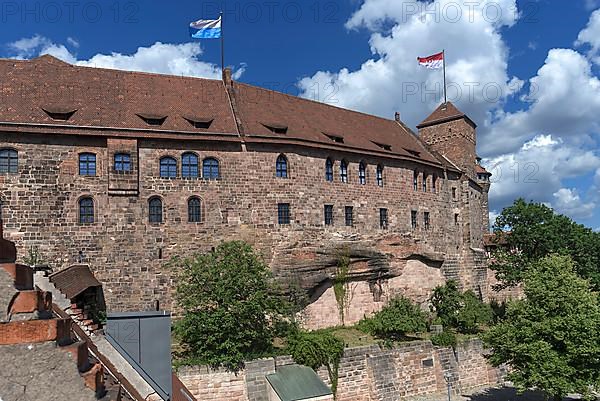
top-left (1, 0), bottom-right (600, 230)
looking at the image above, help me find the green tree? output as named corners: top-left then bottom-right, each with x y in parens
top-left (491, 199), bottom-right (600, 289)
top-left (482, 255), bottom-right (600, 401)
top-left (172, 241), bottom-right (286, 371)
top-left (430, 281), bottom-right (492, 334)
top-left (358, 296), bottom-right (427, 340)
top-left (287, 330), bottom-right (344, 397)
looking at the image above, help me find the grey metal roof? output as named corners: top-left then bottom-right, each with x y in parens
top-left (266, 365), bottom-right (332, 401)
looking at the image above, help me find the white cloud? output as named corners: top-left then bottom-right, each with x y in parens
top-left (552, 188), bottom-right (596, 219)
top-left (6, 35), bottom-right (245, 80)
top-left (575, 8), bottom-right (600, 64)
top-left (297, 0), bottom-right (521, 132)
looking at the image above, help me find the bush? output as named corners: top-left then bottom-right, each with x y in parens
top-left (456, 291), bottom-right (493, 334)
top-left (358, 297), bottom-right (427, 340)
top-left (172, 241), bottom-right (287, 372)
top-left (287, 330), bottom-right (344, 396)
top-left (430, 281), bottom-right (492, 334)
top-left (430, 331), bottom-right (457, 348)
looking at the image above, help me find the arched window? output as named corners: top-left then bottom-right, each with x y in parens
top-left (0, 149), bottom-right (18, 173)
top-left (325, 158), bottom-right (334, 182)
top-left (188, 197), bottom-right (202, 223)
top-left (376, 165), bottom-right (384, 187)
top-left (79, 153), bottom-right (96, 176)
top-left (149, 197), bottom-right (163, 223)
top-left (79, 197), bottom-right (94, 224)
top-left (203, 158), bottom-right (220, 180)
top-left (182, 153), bottom-right (199, 178)
top-left (358, 162), bottom-right (366, 185)
top-left (276, 155), bottom-right (288, 178)
top-left (114, 153), bottom-right (131, 172)
top-left (160, 157), bottom-right (177, 178)
top-left (340, 160), bottom-right (348, 183)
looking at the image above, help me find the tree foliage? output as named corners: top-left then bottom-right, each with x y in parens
top-left (491, 199), bottom-right (600, 289)
top-left (287, 330), bottom-right (344, 397)
top-left (482, 255), bottom-right (600, 401)
top-left (430, 281), bottom-right (492, 334)
top-left (172, 241), bottom-right (286, 371)
top-left (357, 296), bottom-right (427, 340)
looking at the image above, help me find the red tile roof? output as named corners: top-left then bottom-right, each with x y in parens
top-left (0, 55), bottom-right (456, 167)
top-left (475, 164), bottom-right (491, 175)
top-left (416, 101), bottom-right (476, 129)
top-left (49, 264), bottom-right (102, 300)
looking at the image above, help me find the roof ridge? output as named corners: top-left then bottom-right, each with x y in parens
top-left (233, 81), bottom-right (400, 125)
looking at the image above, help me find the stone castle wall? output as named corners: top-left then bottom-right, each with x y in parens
top-left (0, 131), bottom-right (490, 327)
top-left (178, 339), bottom-right (505, 401)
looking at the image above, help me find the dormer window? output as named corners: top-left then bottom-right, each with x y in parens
top-left (372, 141), bottom-right (392, 151)
top-left (403, 148), bottom-right (421, 158)
top-left (323, 133), bottom-right (344, 143)
top-left (184, 117), bottom-right (214, 129)
top-left (42, 108), bottom-right (77, 121)
top-left (262, 123), bottom-right (288, 135)
top-left (137, 113), bottom-right (167, 126)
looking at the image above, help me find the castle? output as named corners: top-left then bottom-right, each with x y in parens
top-left (0, 55), bottom-right (492, 328)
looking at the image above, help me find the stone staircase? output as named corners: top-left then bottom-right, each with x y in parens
top-left (0, 225), bottom-right (119, 400)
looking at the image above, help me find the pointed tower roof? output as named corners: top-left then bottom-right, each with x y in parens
top-left (416, 101), bottom-right (476, 129)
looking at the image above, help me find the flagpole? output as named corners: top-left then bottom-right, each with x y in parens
top-left (220, 11), bottom-right (225, 72)
top-left (442, 49), bottom-right (447, 104)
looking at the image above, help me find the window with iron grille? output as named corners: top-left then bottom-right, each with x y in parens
top-left (79, 197), bottom-right (94, 224)
top-left (411, 210), bottom-right (418, 229)
top-left (160, 157), bottom-right (177, 178)
top-left (358, 162), bottom-right (366, 185)
top-left (423, 173), bottom-right (428, 192)
top-left (325, 158), bottom-right (334, 182)
top-left (188, 197), bottom-right (202, 222)
top-left (276, 155), bottom-right (288, 178)
top-left (79, 153), bottom-right (96, 176)
top-left (413, 171), bottom-right (419, 191)
top-left (203, 158), bottom-right (219, 180)
top-left (149, 197), bottom-right (163, 223)
top-left (182, 153), bottom-right (199, 178)
top-left (324, 205), bottom-right (334, 226)
top-left (376, 165), bottom-right (384, 187)
top-left (424, 211), bottom-right (430, 230)
top-left (340, 160), bottom-right (348, 183)
top-left (379, 208), bottom-right (388, 229)
top-left (114, 153), bottom-right (131, 173)
top-left (0, 149), bottom-right (18, 173)
top-left (278, 203), bottom-right (290, 225)
top-left (345, 206), bottom-right (353, 227)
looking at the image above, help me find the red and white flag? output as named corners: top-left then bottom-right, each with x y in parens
top-left (417, 51), bottom-right (444, 69)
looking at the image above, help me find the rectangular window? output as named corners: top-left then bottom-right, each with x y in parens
top-left (379, 208), bottom-right (388, 229)
top-left (345, 206), bottom-right (353, 227)
top-left (79, 153), bottom-right (96, 176)
top-left (411, 210), bottom-right (418, 230)
top-left (454, 213), bottom-right (459, 225)
top-left (324, 205), bottom-right (334, 226)
top-left (413, 171), bottom-right (418, 191)
top-left (452, 187), bottom-right (457, 200)
top-left (278, 203), bottom-right (290, 225)
top-left (423, 173), bottom-right (428, 192)
top-left (114, 153), bottom-right (131, 173)
top-left (432, 175), bottom-right (437, 193)
top-left (424, 211), bottom-right (430, 230)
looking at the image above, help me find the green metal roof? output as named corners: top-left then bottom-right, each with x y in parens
top-left (266, 365), bottom-right (332, 401)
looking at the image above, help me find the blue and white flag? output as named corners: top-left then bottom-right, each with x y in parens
top-left (189, 17), bottom-right (222, 39)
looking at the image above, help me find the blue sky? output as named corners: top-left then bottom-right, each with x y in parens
top-left (2, 0), bottom-right (600, 230)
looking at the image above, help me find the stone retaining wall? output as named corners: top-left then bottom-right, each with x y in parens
top-left (178, 339), bottom-right (504, 401)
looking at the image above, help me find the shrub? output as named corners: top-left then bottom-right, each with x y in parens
top-left (287, 330), bottom-right (344, 396)
top-left (430, 282), bottom-right (492, 334)
top-left (430, 331), bottom-right (457, 348)
top-left (358, 297), bottom-right (427, 340)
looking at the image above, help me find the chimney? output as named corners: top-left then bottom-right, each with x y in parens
top-left (394, 112), bottom-right (401, 122)
top-left (222, 67), bottom-right (232, 87)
